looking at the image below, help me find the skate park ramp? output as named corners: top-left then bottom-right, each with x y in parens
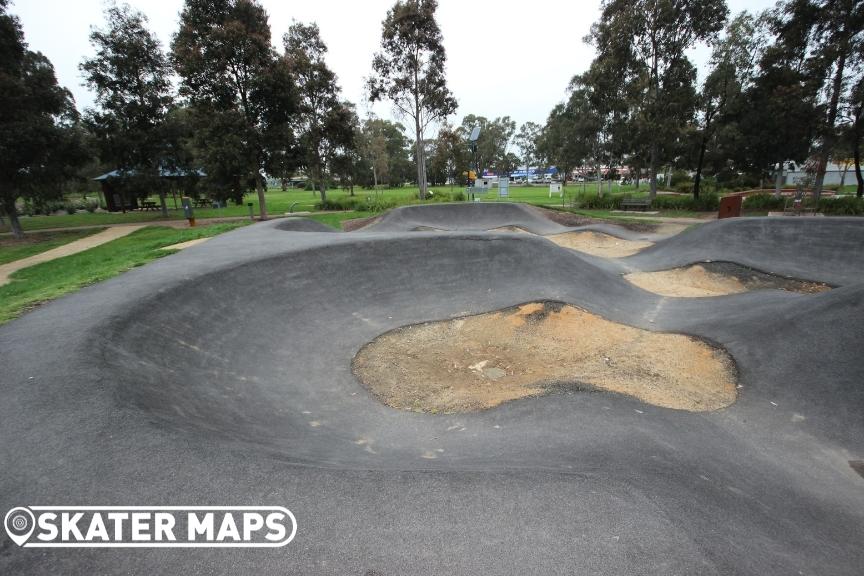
top-left (1, 204), bottom-right (863, 575)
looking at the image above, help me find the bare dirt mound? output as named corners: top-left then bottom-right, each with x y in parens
top-left (353, 302), bottom-right (737, 413)
top-left (625, 262), bottom-right (832, 298)
top-left (548, 231), bottom-right (654, 258)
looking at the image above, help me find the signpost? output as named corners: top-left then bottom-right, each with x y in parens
top-left (498, 177), bottom-right (510, 198)
top-left (181, 197), bottom-right (195, 227)
top-left (549, 182), bottom-right (563, 198)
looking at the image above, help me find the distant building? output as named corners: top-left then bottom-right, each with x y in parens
top-left (781, 161), bottom-right (857, 187)
top-left (505, 166), bottom-right (558, 181)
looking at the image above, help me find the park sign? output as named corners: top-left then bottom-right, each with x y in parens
top-left (499, 178), bottom-right (510, 198)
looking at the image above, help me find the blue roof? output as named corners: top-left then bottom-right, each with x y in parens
top-left (94, 168), bottom-right (206, 181)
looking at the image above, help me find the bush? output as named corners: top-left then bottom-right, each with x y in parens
top-left (674, 181), bottom-right (694, 194)
top-left (669, 170), bottom-right (692, 187)
top-left (812, 196), bottom-right (864, 215)
top-left (742, 193), bottom-right (785, 212)
top-left (652, 193), bottom-right (719, 211)
top-left (576, 193), bottom-right (621, 210)
top-left (84, 200), bottom-right (99, 213)
top-left (315, 194), bottom-right (399, 213)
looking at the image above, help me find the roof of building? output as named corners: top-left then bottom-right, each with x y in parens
top-left (93, 168), bottom-right (206, 181)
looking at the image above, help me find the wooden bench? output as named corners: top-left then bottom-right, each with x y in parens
top-left (619, 196), bottom-right (651, 212)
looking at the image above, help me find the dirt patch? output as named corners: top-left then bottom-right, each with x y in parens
top-left (625, 262), bottom-right (832, 297)
top-left (411, 225), bottom-right (448, 232)
top-left (342, 215), bottom-right (381, 231)
top-left (488, 226), bottom-right (533, 233)
top-left (547, 231), bottom-right (653, 258)
top-left (352, 302), bottom-right (737, 413)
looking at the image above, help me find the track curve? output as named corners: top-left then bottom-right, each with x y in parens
top-left (1, 205), bottom-right (862, 575)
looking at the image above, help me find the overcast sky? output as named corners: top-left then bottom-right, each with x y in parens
top-left (13, 0), bottom-right (777, 130)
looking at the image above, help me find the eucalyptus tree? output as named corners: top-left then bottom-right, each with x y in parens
top-left (764, 0), bottom-right (864, 200)
top-left (0, 0), bottom-right (85, 237)
top-left (368, 0), bottom-right (457, 199)
top-left (81, 3), bottom-right (174, 215)
top-left (172, 0), bottom-right (296, 216)
top-left (514, 122), bottom-right (542, 180)
top-left (589, 0), bottom-right (728, 198)
top-left (690, 12), bottom-right (762, 197)
top-left (284, 22), bottom-right (353, 203)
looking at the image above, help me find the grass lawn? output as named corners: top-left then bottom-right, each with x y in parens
top-left (0, 222), bottom-right (247, 325)
top-left (1, 184), bottom-right (651, 232)
top-left (0, 228), bottom-right (105, 265)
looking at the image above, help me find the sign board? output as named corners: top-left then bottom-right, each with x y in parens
top-left (476, 178), bottom-right (491, 191)
top-left (549, 182), bottom-right (563, 197)
top-left (498, 178), bottom-right (510, 197)
top-left (181, 197), bottom-right (194, 219)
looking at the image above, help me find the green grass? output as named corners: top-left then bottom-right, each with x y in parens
top-left (0, 228), bottom-right (105, 265)
top-left (305, 211), bottom-right (373, 229)
top-left (1, 184), bottom-right (652, 232)
top-left (0, 223), bottom-right (247, 325)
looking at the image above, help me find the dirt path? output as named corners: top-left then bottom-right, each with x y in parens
top-left (0, 225), bottom-right (146, 286)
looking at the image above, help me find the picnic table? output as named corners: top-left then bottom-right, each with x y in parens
top-left (194, 198), bottom-right (211, 208)
top-left (140, 201), bottom-right (159, 211)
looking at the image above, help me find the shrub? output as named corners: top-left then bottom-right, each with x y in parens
top-left (84, 200), bottom-right (99, 213)
top-left (742, 193), bottom-right (785, 212)
top-left (315, 194), bottom-right (399, 213)
top-left (674, 181), bottom-right (694, 194)
top-left (812, 196), bottom-right (864, 215)
top-left (651, 193), bottom-right (719, 211)
top-left (670, 170), bottom-right (692, 187)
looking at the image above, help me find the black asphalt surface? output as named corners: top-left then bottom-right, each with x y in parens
top-left (1, 203), bottom-right (863, 574)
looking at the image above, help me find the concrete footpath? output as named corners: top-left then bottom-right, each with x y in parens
top-left (0, 225), bottom-right (145, 286)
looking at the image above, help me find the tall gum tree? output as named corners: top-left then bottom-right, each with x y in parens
top-left (284, 21), bottom-right (352, 204)
top-left (0, 0), bottom-right (85, 238)
top-left (766, 0), bottom-right (864, 200)
top-left (590, 0), bottom-right (728, 199)
top-left (368, 0), bottom-right (457, 199)
top-left (172, 0), bottom-right (294, 218)
top-left (81, 3), bottom-right (173, 216)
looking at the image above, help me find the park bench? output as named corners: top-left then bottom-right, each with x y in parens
top-left (619, 196), bottom-right (651, 212)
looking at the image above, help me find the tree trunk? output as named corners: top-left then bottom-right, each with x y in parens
top-left (693, 135), bottom-right (708, 200)
top-left (813, 38), bottom-right (849, 202)
top-left (854, 134), bottom-right (863, 198)
top-left (414, 116), bottom-right (426, 200)
top-left (774, 163), bottom-right (784, 197)
top-left (597, 164), bottom-right (602, 197)
top-left (2, 197), bottom-right (24, 239)
top-left (649, 143), bottom-right (658, 199)
top-left (159, 189), bottom-right (168, 217)
top-left (317, 164), bottom-right (327, 205)
top-left (256, 174), bottom-right (268, 220)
